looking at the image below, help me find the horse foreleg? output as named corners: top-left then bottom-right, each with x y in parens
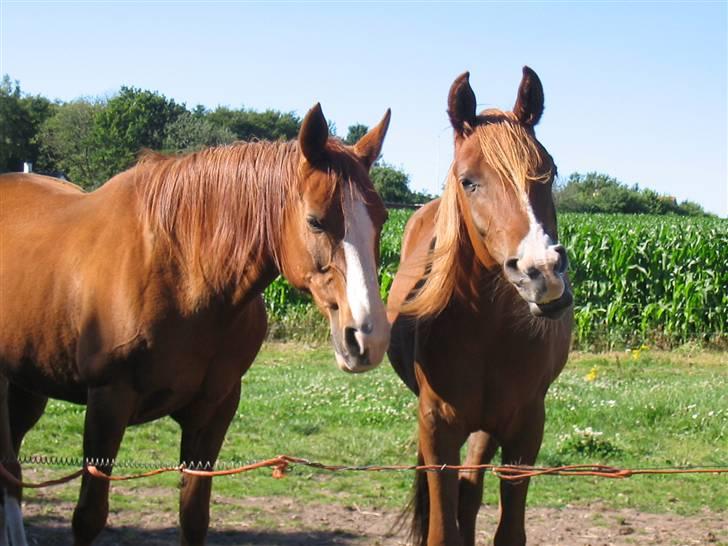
top-left (176, 383), bottom-right (241, 546)
top-left (0, 386), bottom-right (48, 546)
top-left (0, 377), bottom-right (21, 546)
top-left (458, 431), bottom-right (498, 546)
top-left (8, 386), bottom-right (48, 499)
top-left (72, 383), bottom-right (137, 546)
top-left (494, 402), bottom-right (545, 546)
top-left (418, 392), bottom-right (468, 546)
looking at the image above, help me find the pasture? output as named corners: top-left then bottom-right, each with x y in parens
top-left (18, 343), bottom-right (728, 544)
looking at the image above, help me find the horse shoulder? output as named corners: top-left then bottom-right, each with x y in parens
top-left (386, 200), bottom-right (441, 395)
top-left (207, 296), bottom-right (268, 385)
top-left (386, 199), bottom-right (440, 322)
top-left (58, 179), bottom-right (162, 383)
top-left (401, 199), bottom-right (439, 262)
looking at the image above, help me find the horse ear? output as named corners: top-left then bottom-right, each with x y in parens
top-left (447, 72), bottom-right (477, 136)
top-left (513, 66), bottom-right (544, 127)
top-left (299, 103), bottom-right (329, 164)
top-left (353, 109), bottom-right (391, 170)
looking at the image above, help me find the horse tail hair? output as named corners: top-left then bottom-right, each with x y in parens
top-left (391, 447), bottom-right (429, 546)
top-left (411, 448), bottom-right (429, 546)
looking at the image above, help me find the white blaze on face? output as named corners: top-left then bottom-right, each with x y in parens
top-left (341, 188), bottom-right (389, 366)
top-left (518, 201), bottom-right (558, 268)
top-left (512, 197), bottom-right (566, 306)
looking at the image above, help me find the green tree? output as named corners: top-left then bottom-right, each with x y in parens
top-left (162, 111), bottom-right (236, 153)
top-left (0, 76), bottom-right (55, 172)
top-left (554, 172), bottom-right (708, 216)
top-left (38, 99), bottom-right (103, 187)
top-left (343, 123), bottom-right (368, 145)
top-left (370, 163), bottom-right (432, 205)
top-left (206, 106), bottom-right (300, 141)
top-left (89, 86), bottom-right (186, 183)
top-left (677, 200), bottom-right (706, 216)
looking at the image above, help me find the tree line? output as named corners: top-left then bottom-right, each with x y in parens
top-left (554, 172), bottom-right (708, 216)
top-left (1, 75), bottom-right (707, 214)
top-left (0, 75), bottom-right (430, 205)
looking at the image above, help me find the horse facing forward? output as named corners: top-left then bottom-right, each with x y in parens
top-left (0, 103), bottom-right (391, 545)
top-left (387, 68), bottom-right (573, 546)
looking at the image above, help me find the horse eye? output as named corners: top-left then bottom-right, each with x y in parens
top-left (460, 178), bottom-right (478, 192)
top-left (307, 215), bottom-right (325, 232)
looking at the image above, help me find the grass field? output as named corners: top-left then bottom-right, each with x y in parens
top-left (20, 343), bottom-right (727, 520)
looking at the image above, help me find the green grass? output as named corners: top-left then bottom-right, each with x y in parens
top-left (21, 344), bottom-right (727, 516)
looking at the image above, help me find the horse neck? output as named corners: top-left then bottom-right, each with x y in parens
top-left (136, 142), bottom-right (299, 312)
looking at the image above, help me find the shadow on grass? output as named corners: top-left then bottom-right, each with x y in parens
top-left (26, 516), bottom-right (364, 545)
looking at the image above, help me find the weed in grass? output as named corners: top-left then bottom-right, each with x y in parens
top-left (557, 426), bottom-right (623, 460)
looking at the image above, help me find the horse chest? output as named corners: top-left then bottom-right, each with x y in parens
top-left (418, 315), bottom-right (559, 432)
top-left (126, 347), bottom-right (237, 424)
top-left (134, 330), bottom-right (233, 391)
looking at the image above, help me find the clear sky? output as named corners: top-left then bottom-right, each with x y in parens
top-left (1, 1), bottom-right (726, 215)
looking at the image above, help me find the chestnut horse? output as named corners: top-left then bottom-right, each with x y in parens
top-left (0, 103), bottom-right (391, 546)
top-left (387, 68), bottom-right (573, 546)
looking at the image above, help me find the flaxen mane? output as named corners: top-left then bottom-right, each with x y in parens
top-left (402, 109), bottom-right (554, 317)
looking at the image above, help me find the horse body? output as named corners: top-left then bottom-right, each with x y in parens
top-left (1, 172), bottom-right (269, 546)
top-left (0, 103), bottom-right (391, 545)
top-left (390, 199), bottom-right (571, 411)
top-left (387, 69), bottom-right (572, 546)
top-left (1, 172), bottom-right (266, 414)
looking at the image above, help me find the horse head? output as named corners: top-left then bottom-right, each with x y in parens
top-left (445, 67), bottom-right (572, 318)
top-left (279, 104), bottom-right (391, 372)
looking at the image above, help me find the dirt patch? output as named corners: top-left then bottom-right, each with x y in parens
top-left (20, 494), bottom-right (726, 545)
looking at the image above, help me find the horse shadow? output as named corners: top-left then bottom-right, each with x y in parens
top-left (25, 515), bottom-right (368, 545)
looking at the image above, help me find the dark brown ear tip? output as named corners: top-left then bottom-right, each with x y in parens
top-left (521, 66), bottom-right (542, 85)
top-left (381, 109), bottom-right (392, 132)
top-left (453, 71), bottom-right (471, 86)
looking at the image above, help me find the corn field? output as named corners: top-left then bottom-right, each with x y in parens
top-left (264, 210), bottom-right (727, 349)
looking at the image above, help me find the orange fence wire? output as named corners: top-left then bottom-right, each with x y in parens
top-left (1, 456), bottom-right (726, 490)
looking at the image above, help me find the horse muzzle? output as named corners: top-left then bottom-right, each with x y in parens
top-left (332, 320), bottom-right (389, 374)
top-left (504, 243), bottom-right (573, 319)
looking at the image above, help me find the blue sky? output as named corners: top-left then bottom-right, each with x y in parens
top-left (2, 1), bottom-right (726, 215)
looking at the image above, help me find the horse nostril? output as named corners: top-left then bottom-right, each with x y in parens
top-left (526, 267), bottom-right (542, 281)
top-left (553, 245), bottom-right (568, 275)
top-left (360, 321), bottom-right (373, 335)
top-left (344, 327), bottom-right (362, 357)
top-left (504, 257), bottom-right (525, 285)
